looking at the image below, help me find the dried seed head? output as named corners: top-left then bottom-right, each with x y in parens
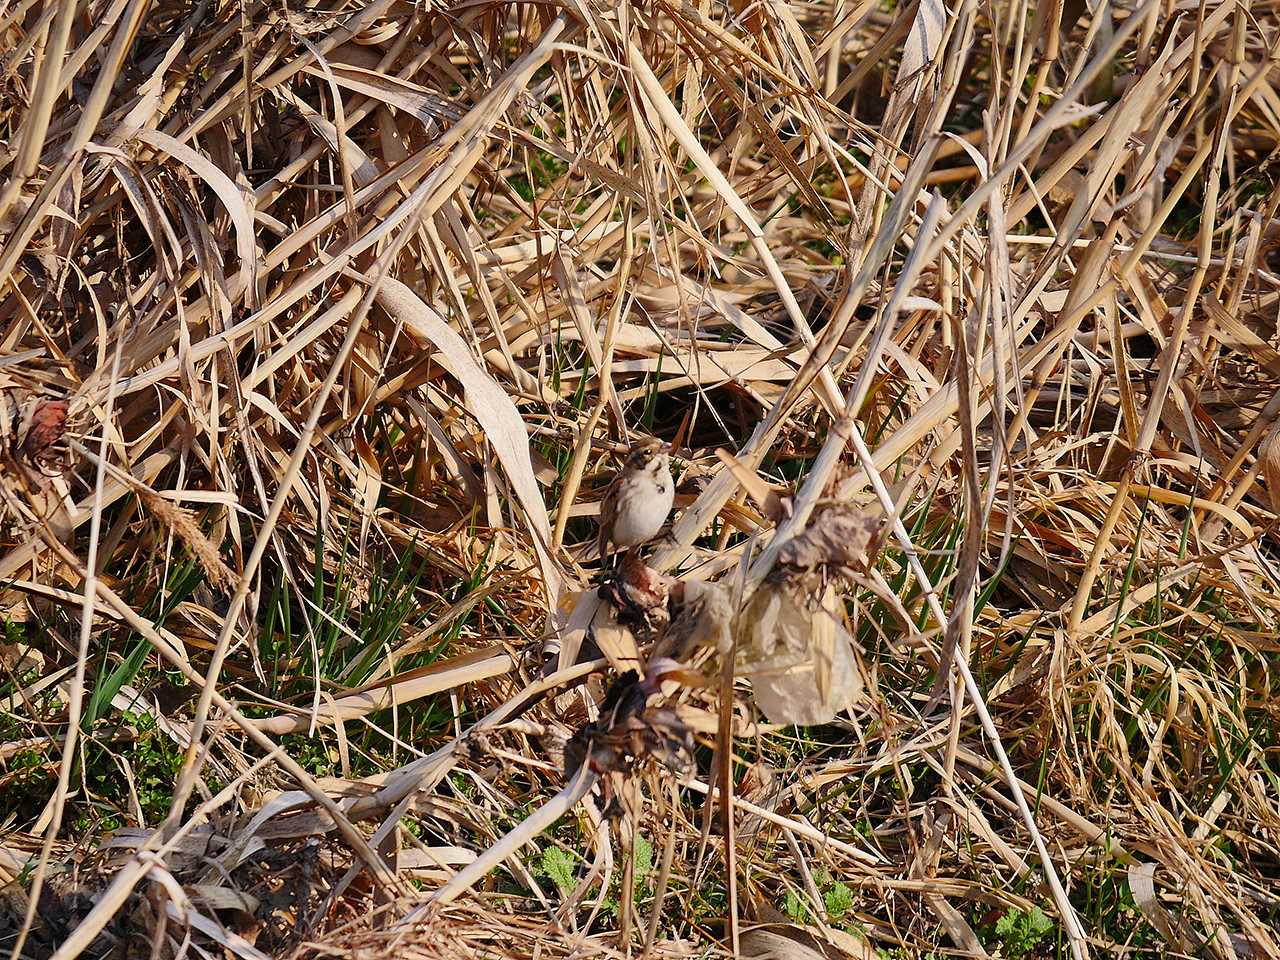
top-left (667, 579), bottom-right (735, 658)
top-left (777, 504), bottom-right (880, 572)
top-left (138, 489), bottom-right (237, 591)
top-left (616, 552), bottom-right (673, 611)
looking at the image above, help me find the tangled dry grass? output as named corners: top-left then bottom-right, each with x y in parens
top-left (0, 0), bottom-right (1279, 957)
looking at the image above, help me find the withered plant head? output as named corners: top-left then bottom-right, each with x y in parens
top-left (563, 662), bottom-right (696, 782)
top-left (773, 503), bottom-right (882, 580)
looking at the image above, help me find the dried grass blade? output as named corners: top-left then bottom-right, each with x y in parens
top-left (253, 648), bottom-right (515, 735)
top-left (132, 128), bottom-right (261, 307)
top-left (373, 277), bottom-right (563, 611)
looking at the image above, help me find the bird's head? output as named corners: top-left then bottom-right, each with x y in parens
top-left (625, 439), bottom-right (671, 475)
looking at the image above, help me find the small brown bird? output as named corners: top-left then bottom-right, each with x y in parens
top-left (596, 440), bottom-right (674, 565)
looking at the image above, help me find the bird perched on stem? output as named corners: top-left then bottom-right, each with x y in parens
top-left (596, 439), bottom-right (674, 567)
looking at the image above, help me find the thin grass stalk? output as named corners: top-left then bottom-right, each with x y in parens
top-left (8, 303), bottom-right (129, 960)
